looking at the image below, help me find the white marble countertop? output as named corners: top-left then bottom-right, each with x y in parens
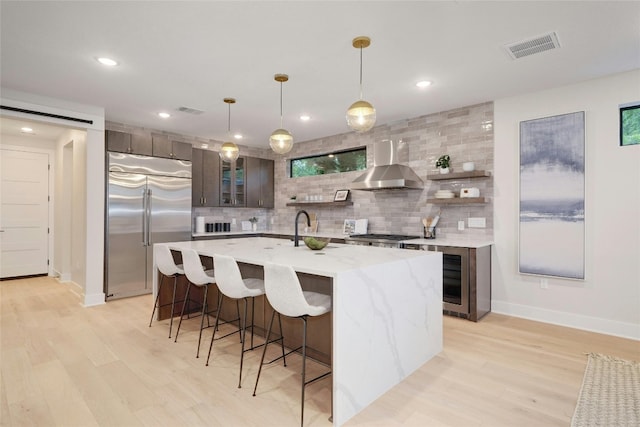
top-left (403, 237), bottom-right (494, 248)
top-left (192, 229), bottom-right (493, 248)
top-left (165, 237), bottom-right (436, 277)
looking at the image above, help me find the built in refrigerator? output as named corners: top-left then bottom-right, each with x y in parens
top-left (105, 152), bottom-right (192, 300)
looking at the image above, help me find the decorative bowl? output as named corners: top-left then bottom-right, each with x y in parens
top-left (303, 236), bottom-right (330, 250)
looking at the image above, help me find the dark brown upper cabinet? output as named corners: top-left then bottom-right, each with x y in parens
top-left (246, 157), bottom-right (274, 208)
top-left (106, 130), bottom-right (152, 156)
top-left (151, 135), bottom-right (192, 161)
top-left (192, 148), bottom-right (220, 207)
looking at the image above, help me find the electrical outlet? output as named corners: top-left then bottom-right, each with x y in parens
top-left (458, 220), bottom-right (465, 231)
top-left (540, 278), bottom-right (549, 289)
top-left (468, 217), bottom-right (486, 228)
top-left (231, 218), bottom-right (236, 225)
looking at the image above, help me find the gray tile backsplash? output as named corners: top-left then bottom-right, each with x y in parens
top-left (273, 102), bottom-right (494, 238)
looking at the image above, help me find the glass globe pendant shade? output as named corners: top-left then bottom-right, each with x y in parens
top-left (346, 100), bottom-right (376, 133)
top-left (219, 141), bottom-right (240, 162)
top-left (269, 128), bottom-right (293, 154)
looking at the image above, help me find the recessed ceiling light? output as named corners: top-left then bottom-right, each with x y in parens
top-left (97, 57), bottom-right (118, 66)
top-left (300, 115), bottom-right (311, 121)
top-left (158, 112), bottom-right (171, 119)
top-left (233, 134), bottom-right (243, 140)
top-left (21, 127), bottom-right (34, 133)
top-left (416, 80), bottom-right (432, 88)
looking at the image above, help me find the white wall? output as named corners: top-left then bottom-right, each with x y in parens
top-left (51, 129), bottom-right (89, 291)
top-left (493, 69), bottom-right (640, 339)
top-left (54, 138), bottom-right (72, 281)
top-left (1, 89), bottom-right (105, 306)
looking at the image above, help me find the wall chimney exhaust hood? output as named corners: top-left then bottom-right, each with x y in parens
top-left (351, 140), bottom-right (423, 190)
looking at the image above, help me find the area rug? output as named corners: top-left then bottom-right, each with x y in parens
top-left (571, 353), bottom-right (640, 427)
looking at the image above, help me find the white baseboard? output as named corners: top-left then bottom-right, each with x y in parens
top-left (83, 292), bottom-right (106, 307)
top-left (54, 275), bottom-right (105, 307)
top-left (52, 268), bottom-right (71, 283)
top-left (492, 300), bottom-right (640, 341)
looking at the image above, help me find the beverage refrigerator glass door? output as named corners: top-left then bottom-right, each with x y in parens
top-left (429, 246), bottom-right (470, 316)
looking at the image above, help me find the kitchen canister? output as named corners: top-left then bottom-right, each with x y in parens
top-left (195, 216), bottom-right (205, 233)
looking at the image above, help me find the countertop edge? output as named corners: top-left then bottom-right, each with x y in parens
top-left (191, 231), bottom-right (494, 248)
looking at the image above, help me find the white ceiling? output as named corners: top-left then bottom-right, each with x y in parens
top-left (1, 1), bottom-right (639, 148)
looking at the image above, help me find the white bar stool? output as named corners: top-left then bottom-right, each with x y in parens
top-left (149, 245), bottom-right (185, 338)
top-left (206, 254), bottom-right (286, 388)
top-left (174, 248), bottom-right (217, 358)
top-left (253, 262), bottom-right (332, 427)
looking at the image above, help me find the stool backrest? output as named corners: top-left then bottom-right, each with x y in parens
top-left (155, 245), bottom-right (182, 277)
top-left (213, 254), bottom-right (250, 299)
top-left (263, 263), bottom-right (311, 318)
top-left (181, 249), bottom-right (213, 286)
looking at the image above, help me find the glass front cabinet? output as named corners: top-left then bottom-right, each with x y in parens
top-left (220, 157), bottom-right (245, 206)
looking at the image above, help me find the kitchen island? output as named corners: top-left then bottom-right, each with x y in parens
top-left (154, 237), bottom-right (443, 426)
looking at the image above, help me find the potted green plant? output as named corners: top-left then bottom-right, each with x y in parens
top-left (436, 154), bottom-right (451, 174)
top-left (249, 216), bottom-right (258, 231)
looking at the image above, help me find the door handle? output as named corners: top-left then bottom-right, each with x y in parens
top-left (142, 188), bottom-right (147, 246)
top-left (146, 189), bottom-right (152, 246)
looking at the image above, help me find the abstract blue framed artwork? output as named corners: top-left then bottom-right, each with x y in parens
top-left (519, 111), bottom-right (585, 279)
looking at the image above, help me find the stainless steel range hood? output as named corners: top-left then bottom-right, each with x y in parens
top-left (351, 140), bottom-right (423, 190)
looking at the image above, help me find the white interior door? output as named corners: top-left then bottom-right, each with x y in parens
top-left (0, 149), bottom-right (50, 278)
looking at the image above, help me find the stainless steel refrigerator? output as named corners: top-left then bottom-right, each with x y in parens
top-left (105, 152), bottom-right (192, 300)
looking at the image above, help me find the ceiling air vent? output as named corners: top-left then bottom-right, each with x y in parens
top-left (504, 32), bottom-right (560, 59)
top-left (177, 106), bottom-right (205, 115)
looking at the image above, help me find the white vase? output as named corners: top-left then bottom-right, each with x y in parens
top-left (252, 223), bottom-right (257, 232)
top-left (439, 167), bottom-right (450, 174)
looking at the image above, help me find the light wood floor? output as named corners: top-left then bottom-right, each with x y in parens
top-left (1, 276), bottom-right (638, 426)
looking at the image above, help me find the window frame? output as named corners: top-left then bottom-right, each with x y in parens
top-left (620, 102), bottom-right (640, 146)
top-left (289, 146), bottom-right (367, 178)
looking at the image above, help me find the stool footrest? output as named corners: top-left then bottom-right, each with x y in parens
top-left (304, 370), bottom-right (331, 387)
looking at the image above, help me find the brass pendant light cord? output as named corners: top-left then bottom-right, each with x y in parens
top-left (359, 45), bottom-right (364, 100)
top-left (227, 102), bottom-right (231, 133)
top-left (279, 80), bottom-right (284, 129)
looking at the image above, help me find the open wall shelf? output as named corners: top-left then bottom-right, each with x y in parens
top-left (285, 201), bottom-right (353, 207)
top-left (427, 170), bottom-right (491, 180)
top-left (426, 197), bottom-right (487, 205)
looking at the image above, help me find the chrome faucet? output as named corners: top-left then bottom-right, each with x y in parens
top-left (294, 210), bottom-right (311, 247)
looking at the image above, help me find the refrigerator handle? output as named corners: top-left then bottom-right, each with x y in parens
top-left (145, 188), bottom-right (152, 246)
top-left (142, 188), bottom-right (147, 246)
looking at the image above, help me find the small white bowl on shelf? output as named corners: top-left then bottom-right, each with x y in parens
top-left (462, 162), bottom-right (475, 172)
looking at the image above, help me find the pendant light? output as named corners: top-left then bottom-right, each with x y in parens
top-left (346, 36), bottom-right (376, 133)
top-left (220, 98), bottom-right (240, 162)
top-left (269, 74), bottom-right (293, 154)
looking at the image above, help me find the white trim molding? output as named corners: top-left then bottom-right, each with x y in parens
top-left (492, 300), bottom-right (640, 341)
